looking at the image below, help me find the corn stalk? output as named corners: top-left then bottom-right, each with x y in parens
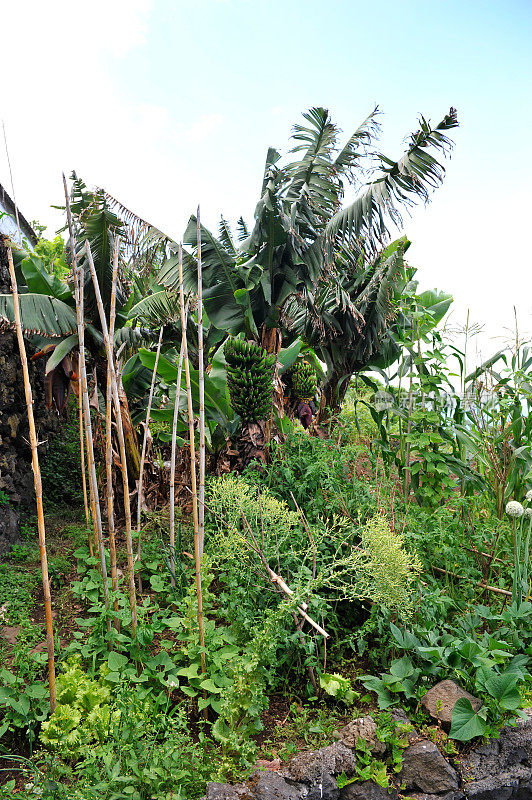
top-left (78, 386), bottom-right (92, 556)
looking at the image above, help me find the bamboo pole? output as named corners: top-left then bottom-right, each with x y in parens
top-left (63, 181), bottom-right (110, 616)
top-left (136, 326), bottom-right (164, 563)
top-left (169, 302), bottom-right (188, 586)
top-left (78, 385), bottom-right (92, 556)
top-left (7, 246), bottom-right (56, 711)
top-left (197, 207), bottom-right (205, 560)
top-left (106, 241), bottom-right (120, 619)
top-left (178, 243), bottom-right (206, 674)
top-left (85, 241), bottom-right (137, 634)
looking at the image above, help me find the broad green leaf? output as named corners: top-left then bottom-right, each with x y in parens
top-left (389, 656), bottom-right (414, 680)
top-left (21, 253), bottom-right (72, 302)
top-left (449, 698), bottom-right (487, 741)
top-left (485, 673), bottom-right (521, 710)
top-left (45, 334), bottom-right (79, 375)
top-left (107, 652), bottom-right (128, 672)
top-left (199, 679), bottom-right (222, 694)
top-left (0, 293), bottom-right (77, 338)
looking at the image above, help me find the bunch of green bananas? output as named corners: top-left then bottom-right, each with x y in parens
top-left (291, 360), bottom-right (318, 401)
top-left (224, 338), bottom-right (276, 422)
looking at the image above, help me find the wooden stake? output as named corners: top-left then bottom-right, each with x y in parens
top-left (63, 175), bottom-right (110, 613)
top-left (7, 246), bottom-right (56, 711)
top-left (106, 241), bottom-right (120, 619)
top-left (178, 243), bottom-right (206, 675)
top-left (63, 178), bottom-right (110, 617)
top-left (78, 386), bottom-right (92, 556)
top-left (197, 208), bottom-right (205, 560)
top-left (85, 240), bottom-right (137, 634)
top-left (169, 302), bottom-right (188, 586)
top-left (136, 326), bottom-right (164, 566)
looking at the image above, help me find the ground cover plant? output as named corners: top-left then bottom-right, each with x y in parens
top-left (1, 103), bottom-right (532, 800)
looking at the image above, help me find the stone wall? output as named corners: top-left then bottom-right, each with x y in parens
top-left (204, 709), bottom-right (532, 800)
top-left (0, 236), bottom-right (58, 554)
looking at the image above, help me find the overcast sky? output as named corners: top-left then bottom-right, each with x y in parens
top-left (2, 0), bottom-right (531, 366)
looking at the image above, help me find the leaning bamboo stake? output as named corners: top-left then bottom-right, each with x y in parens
top-left (178, 243), bottom-right (206, 674)
top-left (78, 386), bottom-right (92, 556)
top-left (7, 246), bottom-right (56, 711)
top-left (169, 302), bottom-right (189, 586)
top-left (196, 208), bottom-right (206, 560)
top-left (136, 326), bottom-right (165, 564)
top-left (63, 176), bottom-right (110, 617)
top-left (76, 254), bottom-right (108, 589)
top-left (85, 240), bottom-right (137, 634)
top-left (106, 241), bottom-right (120, 619)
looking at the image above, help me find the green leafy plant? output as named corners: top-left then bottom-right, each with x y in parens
top-left (40, 658), bottom-right (112, 758)
top-left (0, 667), bottom-right (50, 746)
top-left (319, 672), bottom-right (359, 704)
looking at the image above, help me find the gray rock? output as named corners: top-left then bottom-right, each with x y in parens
top-left (339, 780), bottom-right (398, 799)
top-left (421, 680), bottom-right (482, 725)
top-left (515, 781), bottom-right (532, 799)
top-left (206, 783), bottom-right (251, 800)
top-left (407, 793), bottom-right (464, 800)
top-left (463, 775), bottom-right (516, 798)
top-left (306, 771), bottom-right (339, 800)
top-left (282, 742), bottom-right (356, 783)
top-left (399, 739), bottom-right (459, 794)
top-left (252, 771), bottom-right (303, 800)
top-left (459, 708), bottom-right (532, 786)
top-left (0, 506), bottom-right (19, 557)
top-left (338, 717), bottom-right (386, 755)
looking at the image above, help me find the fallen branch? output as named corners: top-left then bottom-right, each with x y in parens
top-left (432, 565), bottom-right (511, 597)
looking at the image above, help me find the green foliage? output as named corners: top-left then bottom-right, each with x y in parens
top-left (404, 408), bottom-right (456, 509)
top-left (0, 563), bottom-right (38, 626)
top-left (213, 601), bottom-right (294, 769)
top-left (32, 235), bottom-right (69, 280)
top-left (361, 600), bottom-right (532, 741)
top-left (73, 693), bottom-right (215, 799)
top-left (337, 713), bottom-right (412, 789)
top-left (0, 666), bottom-right (50, 746)
top-left (8, 543), bottom-right (38, 563)
top-left (224, 338), bottom-right (275, 422)
top-left (40, 658), bottom-right (112, 757)
top-left (248, 426), bottom-right (375, 523)
top-left (319, 672), bottom-right (359, 704)
top-left (0, 489), bottom-right (11, 507)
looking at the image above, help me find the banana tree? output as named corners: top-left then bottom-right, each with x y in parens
top-left (156, 106), bottom-right (457, 432)
top-left (159, 106), bottom-right (457, 352)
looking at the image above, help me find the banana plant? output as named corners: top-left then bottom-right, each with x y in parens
top-left (0, 175), bottom-right (181, 478)
top-left (158, 105), bottom-right (457, 360)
